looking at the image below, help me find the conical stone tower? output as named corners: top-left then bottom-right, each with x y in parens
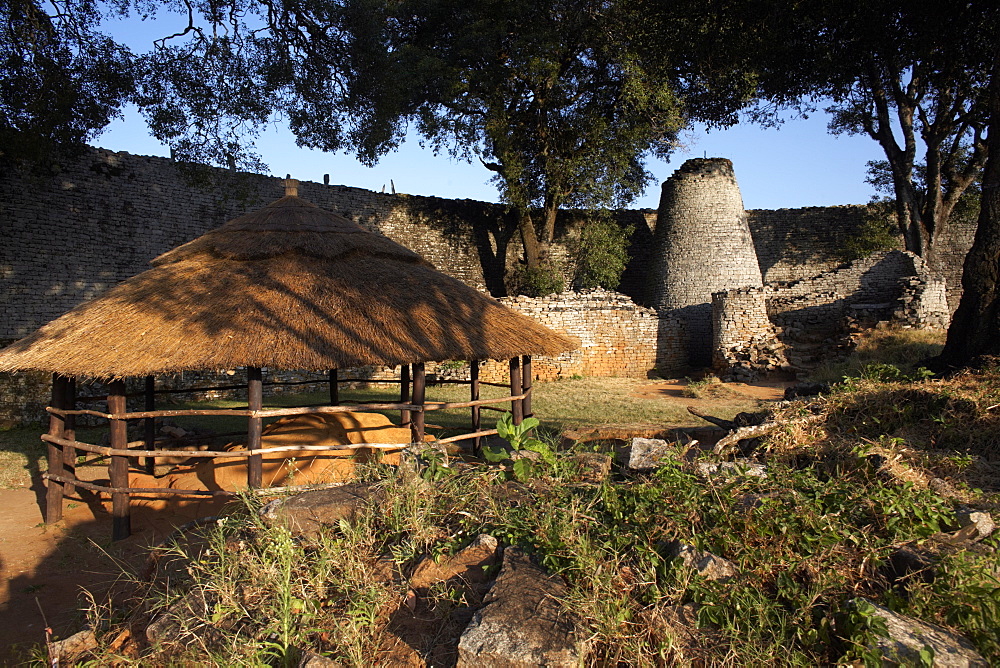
top-left (651, 158), bottom-right (763, 366)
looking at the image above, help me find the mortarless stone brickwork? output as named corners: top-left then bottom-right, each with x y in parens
top-left (650, 158), bottom-right (764, 366)
top-left (0, 146), bottom-right (976, 424)
top-left (479, 290), bottom-right (674, 381)
top-left (711, 289), bottom-right (787, 381)
top-left (764, 250), bottom-right (924, 331)
top-left (709, 250), bottom-right (952, 378)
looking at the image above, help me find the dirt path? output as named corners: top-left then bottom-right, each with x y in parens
top-left (629, 378), bottom-right (793, 403)
top-left (0, 478), bottom-right (230, 663)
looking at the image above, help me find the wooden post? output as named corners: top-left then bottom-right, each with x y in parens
top-left (400, 364), bottom-right (411, 427)
top-left (247, 367), bottom-right (263, 488)
top-left (108, 380), bottom-right (130, 540)
top-left (521, 355), bottom-right (533, 420)
top-left (62, 377), bottom-right (77, 496)
top-left (329, 369), bottom-right (339, 405)
top-left (143, 375), bottom-right (156, 474)
top-left (45, 374), bottom-right (68, 524)
top-left (471, 360), bottom-right (481, 454)
top-left (410, 362), bottom-right (425, 444)
top-left (509, 357), bottom-right (523, 425)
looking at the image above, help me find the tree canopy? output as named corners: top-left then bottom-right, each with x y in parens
top-left (1, 0), bottom-right (135, 162)
top-left (375, 0), bottom-right (691, 274)
top-left (754, 0), bottom-right (993, 262)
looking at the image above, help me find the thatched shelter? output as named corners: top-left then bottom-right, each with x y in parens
top-left (0, 180), bottom-right (576, 538)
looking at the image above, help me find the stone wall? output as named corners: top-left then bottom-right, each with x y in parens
top-left (709, 250), bottom-right (952, 378)
top-left (0, 147), bottom-right (526, 340)
top-left (482, 290), bottom-right (668, 381)
top-left (650, 158), bottom-right (763, 366)
top-left (711, 289), bottom-right (786, 381)
top-left (764, 250), bottom-right (923, 331)
top-left (747, 206), bottom-right (871, 283)
top-left (0, 146), bottom-right (976, 424)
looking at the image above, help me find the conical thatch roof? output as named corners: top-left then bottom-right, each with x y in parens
top-left (0, 187), bottom-right (577, 379)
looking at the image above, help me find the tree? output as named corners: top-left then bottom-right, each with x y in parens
top-left (937, 48), bottom-right (1000, 367)
top-left (759, 0), bottom-right (991, 263)
top-left (376, 0), bottom-right (687, 281)
top-left (129, 0), bottom-right (403, 171)
top-left (0, 0), bottom-right (135, 163)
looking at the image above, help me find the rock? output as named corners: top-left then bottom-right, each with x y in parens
top-left (956, 510), bottom-right (995, 541)
top-left (663, 541), bottom-right (738, 581)
top-left (146, 591), bottom-right (210, 646)
top-left (48, 628), bottom-right (97, 664)
top-left (888, 529), bottom-right (994, 584)
top-left (929, 477), bottom-right (963, 500)
top-left (457, 548), bottom-right (587, 667)
top-left (621, 437), bottom-right (678, 470)
top-left (783, 382), bottom-right (830, 399)
top-left (568, 452), bottom-right (612, 482)
top-left (694, 459), bottom-right (767, 480)
top-left (853, 598), bottom-right (988, 667)
top-left (160, 425), bottom-right (188, 438)
top-left (410, 534), bottom-right (499, 590)
top-left (298, 650), bottom-right (340, 667)
top-left (642, 603), bottom-right (701, 648)
top-left (259, 482), bottom-right (379, 538)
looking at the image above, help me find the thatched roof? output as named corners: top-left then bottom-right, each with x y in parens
top-left (0, 186), bottom-right (577, 379)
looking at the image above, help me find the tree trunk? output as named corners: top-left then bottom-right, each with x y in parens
top-left (937, 56), bottom-right (1000, 368)
top-left (542, 199), bottom-right (559, 245)
top-left (517, 209), bottom-right (542, 270)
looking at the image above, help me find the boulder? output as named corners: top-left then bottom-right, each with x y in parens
top-left (409, 534), bottom-right (499, 591)
top-left (298, 650), bottom-right (340, 667)
top-left (956, 510), bottom-right (995, 541)
top-left (568, 452), bottom-right (612, 482)
top-left (146, 590), bottom-right (210, 646)
top-left (259, 482), bottom-right (380, 538)
top-left (621, 437), bottom-right (678, 471)
top-left (48, 628), bottom-right (98, 664)
top-left (694, 460), bottom-right (767, 480)
top-left (662, 541), bottom-right (738, 581)
top-left (457, 548), bottom-right (587, 667)
top-left (853, 598), bottom-right (988, 667)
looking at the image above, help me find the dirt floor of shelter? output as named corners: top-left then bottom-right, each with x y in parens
top-left (0, 378), bottom-right (790, 663)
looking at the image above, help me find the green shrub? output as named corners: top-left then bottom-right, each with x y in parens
top-left (574, 216), bottom-right (634, 290)
top-left (517, 263), bottom-right (565, 296)
top-left (843, 200), bottom-right (900, 260)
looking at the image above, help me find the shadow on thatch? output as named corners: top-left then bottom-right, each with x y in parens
top-left (0, 192), bottom-right (577, 378)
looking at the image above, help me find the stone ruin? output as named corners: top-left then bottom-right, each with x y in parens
top-left (0, 149), bottom-right (969, 424)
top-left (649, 158), bottom-right (954, 381)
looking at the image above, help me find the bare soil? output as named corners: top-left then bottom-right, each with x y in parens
top-left (0, 473), bottom-right (230, 664)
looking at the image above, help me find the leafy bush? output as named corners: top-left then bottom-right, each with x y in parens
top-left (843, 199), bottom-right (900, 260)
top-left (516, 263), bottom-right (565, 296)
top-left (574, 216), bottom-right (634, 290)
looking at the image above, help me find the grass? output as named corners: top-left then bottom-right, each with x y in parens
top-left (0, 376), bottom-right (760, 490)
top-left (9, 331), bottom-right (1000, 664)
top-left (77, 357), bottom-right (1000, 665)
top-left (809, 327), bottom-right (946, 385)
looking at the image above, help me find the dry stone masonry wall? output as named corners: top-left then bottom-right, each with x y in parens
top-left (710, 250), bottom-right (952, 378)
top-left (0, 148), bottom-right (977, 424)
top-left (650, 158), bottom-right (764, 366)
top-left (711, 289), bottom-right (787, 381)
top-left (0, 147), bottom-right (519, 340)
top-left (480, 289), bottom-right (669, 382)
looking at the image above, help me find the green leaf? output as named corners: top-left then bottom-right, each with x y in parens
top-left (483, 445), bottom-right (508, 463)
top-left (512, 458), bottom-right (534, 481)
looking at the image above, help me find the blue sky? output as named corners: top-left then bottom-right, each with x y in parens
top-left (95, 9), bottom-right (885, 212)
top-left (97, 107), bottom-right (884, 211)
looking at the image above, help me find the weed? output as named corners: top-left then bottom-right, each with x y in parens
top-left (483, 415), bottom-right (558, 481)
